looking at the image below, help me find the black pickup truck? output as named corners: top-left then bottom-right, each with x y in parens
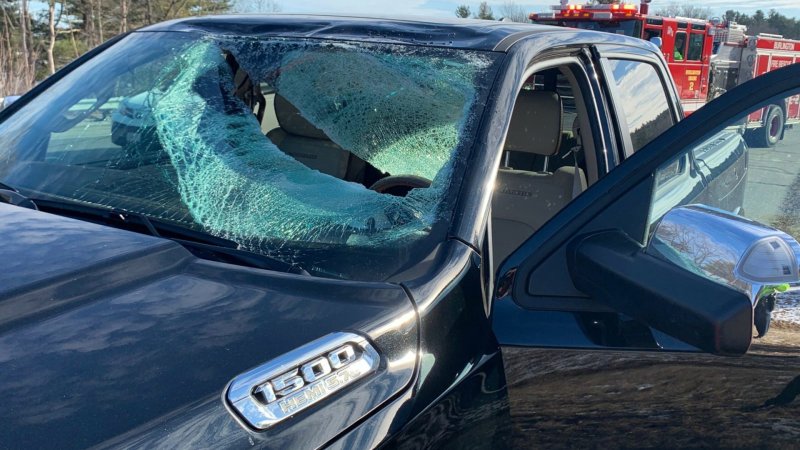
top-left (0, 15), bottom-right (798, 449)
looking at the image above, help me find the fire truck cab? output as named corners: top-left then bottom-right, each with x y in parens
top-left (531, 1), bottom-right (800, 147)
top-left (531, 2), bottom-right (714, 115)
top-left (713, 25), bottom-right (800, 146)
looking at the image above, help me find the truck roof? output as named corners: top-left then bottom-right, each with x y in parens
top-left (139, 13), bottom-right (654, 52)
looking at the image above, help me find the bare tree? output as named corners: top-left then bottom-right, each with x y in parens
top-left (455, 4), bottom-right (470, 18)
top-left (65, 0), bottom-right (81, 58)
top-left (655, 2), bottom-right (712, 19)
top-left (498, 2), bottom-right (528, 22)
top-left (1, 0), bottom-right (38, 93)
top-left (47, 0), bottom-right (57, 74)
top-left (234, 0), bottom-right (281, 13)
top-left (86, 0), bottom-right (96, 47)
top-left (119, 0), bottom-right (128, 33)
top-left (18, 0), bottom-right (36, 87)
top-left (18, 0), bottom-right (29, 80)
top-left (97, 0), bottom-right (104, 42)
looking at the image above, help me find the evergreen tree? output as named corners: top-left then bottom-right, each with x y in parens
top-left (474, 1), bottom-right (494, 20)
top-left (455, 4), bottom-right (470, 18)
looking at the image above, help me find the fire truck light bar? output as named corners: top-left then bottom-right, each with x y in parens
top-left (535, 2), bottom-right (641, 20)
top-left (546, 2), bottom-right (639, 12)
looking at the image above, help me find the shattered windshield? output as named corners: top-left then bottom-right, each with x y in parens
top-left (0, 32), bottom-right (501, 280)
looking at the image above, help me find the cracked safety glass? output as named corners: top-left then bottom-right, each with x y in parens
top-left (0, 32), bottom-right (501, 280)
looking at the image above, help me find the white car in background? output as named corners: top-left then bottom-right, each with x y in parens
top-left (0, 95), bottom-right (21, 112)
top-left (110, 91), bottom-right (158, 147)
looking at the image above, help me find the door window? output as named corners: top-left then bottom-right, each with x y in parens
top-left (643, 28), bottom-right (661, 41)
top-left (649, 94), bottom-right (800, 335)
top-left (650, 97), bottom-right (798, 234)
top-left (606, 59), bottom-right (675, 153)
top-left (674, 31), bottom-right (687, 61)
top-left (687, 32), bottom-right (704, 61)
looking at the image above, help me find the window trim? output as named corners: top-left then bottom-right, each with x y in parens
top-left (487, 53), bottom-right (609, 272)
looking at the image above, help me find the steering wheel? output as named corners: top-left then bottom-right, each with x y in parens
top-left (369, 175), bottom-right (432, 196)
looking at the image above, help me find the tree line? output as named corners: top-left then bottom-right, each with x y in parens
top-left (0, 0), bottom-right (251, 97)
top-left (2, 1), bottom-right (799, 98)
top-left (455, 2), bottom-right (527, 22)
top-left (722, 10), bottom-right (800, 40)
top-left (655, 3), bottom-right (800, 39)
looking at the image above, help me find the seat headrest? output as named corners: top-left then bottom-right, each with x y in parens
top-left (504, 90), bottom-right (562, 156)
top-left (274, 94), bottom-right (329, 140)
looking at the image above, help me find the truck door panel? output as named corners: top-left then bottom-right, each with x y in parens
top-left (494, 65), bottom-right (800, 447)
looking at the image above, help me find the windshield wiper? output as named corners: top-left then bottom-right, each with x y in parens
top-left (0, 181), bottom-right (39, 210)
top-left (30, 197), bottom-right (309, 276)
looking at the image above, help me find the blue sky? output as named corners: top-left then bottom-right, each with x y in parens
top-left (241, 0), bottom-right (800, 20)
top-left (28, 0), bottom-right (800, 21)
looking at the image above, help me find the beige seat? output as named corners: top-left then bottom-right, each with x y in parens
top-left (266, 95), bottom-right (351, 179)
top-left (492, 90), bottom-right (587, 267)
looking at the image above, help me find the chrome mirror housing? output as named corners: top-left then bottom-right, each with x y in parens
top-left (647, 205), bottom-right (800, 336)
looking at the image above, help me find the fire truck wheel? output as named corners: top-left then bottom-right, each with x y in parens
top-left (757, 106), bottom-right (785, 148)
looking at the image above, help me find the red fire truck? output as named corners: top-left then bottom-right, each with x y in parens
top-left (530, 1), bottom-right (800, 147)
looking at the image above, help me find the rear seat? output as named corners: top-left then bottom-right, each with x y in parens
top-left (266, 95), bottom-right (352, 179)
top-left (492, 90), bottom-right (587, 268)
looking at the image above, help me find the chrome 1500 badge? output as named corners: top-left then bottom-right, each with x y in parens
top-left (224, 332), bottom-right (380, 430)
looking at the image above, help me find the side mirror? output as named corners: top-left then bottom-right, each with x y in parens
top-left (649, 205), bottom-right (799, 304)
top-left (650, 36), bottom-right (663, 48)
top-left (567, 205), bottom-right (800, 356)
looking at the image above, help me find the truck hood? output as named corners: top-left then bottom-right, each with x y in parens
top-left (0, 203), bottom-right (417, 449)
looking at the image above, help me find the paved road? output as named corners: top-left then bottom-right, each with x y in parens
top-left (743, 124), bottom-right (800, 228)
top-left (742, 125), bottom-right (800, 326)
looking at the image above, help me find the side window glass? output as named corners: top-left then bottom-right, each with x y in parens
top-left (607, 59), bottom-right (674, 153)
top-left (644, 28), bottom-right (661, 41)
top-left (687, 33), bottom-right (704, 61)
top-left (674, 32), bottom-right (687, 61)
top-left (651, 95), bottom-right (800, 227)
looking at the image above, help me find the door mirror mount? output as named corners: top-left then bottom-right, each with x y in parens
top-left (567, 205), bottom-right (800, 356)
